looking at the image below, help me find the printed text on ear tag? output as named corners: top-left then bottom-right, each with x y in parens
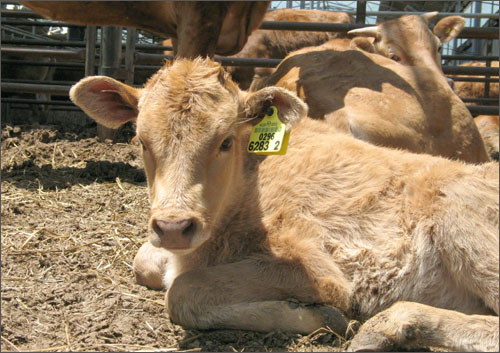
top-left (247, 106), bottom-right (290, 155)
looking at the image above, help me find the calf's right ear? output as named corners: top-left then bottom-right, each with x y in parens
top-left (243, 86), bottom-right (308, 131)
top-left (70, 76), bottom-right (141, 129)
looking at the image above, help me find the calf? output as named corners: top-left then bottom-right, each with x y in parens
top-left (70, 58), bottom-right (498, 352)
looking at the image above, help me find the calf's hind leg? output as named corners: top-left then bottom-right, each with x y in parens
top-left (349, 301), bottom-right (499, 352)
top-left (166, 257), bottom-right (350, 335)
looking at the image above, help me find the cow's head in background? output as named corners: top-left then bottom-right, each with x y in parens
top-left (348, 12), bottom-right (465, 73)
top-left (70, 58), bottom-right (306, 253)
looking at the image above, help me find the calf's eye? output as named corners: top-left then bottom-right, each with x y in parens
top-left (220, 137), bottom-right (233, 152)
top-left (390, 54), bottom-right (401, 62)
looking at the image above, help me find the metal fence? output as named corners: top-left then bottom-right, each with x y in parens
top-left (1, 1), bottom-right (499, 121)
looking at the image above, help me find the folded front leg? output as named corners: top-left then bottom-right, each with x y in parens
top-left (349, 301), bottom-right (499, 352)
top-left (166, 257), bottom-right (350, 335)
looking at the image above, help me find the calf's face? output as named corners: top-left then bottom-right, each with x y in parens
top-left (70, 58), bottom-right (306, 254)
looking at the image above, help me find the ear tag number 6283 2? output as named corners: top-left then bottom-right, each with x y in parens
top-left (247, 106), bottom-right (290, 155)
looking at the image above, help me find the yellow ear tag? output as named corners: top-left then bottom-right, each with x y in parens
top-left (247, 106), bottom-right (290, 155)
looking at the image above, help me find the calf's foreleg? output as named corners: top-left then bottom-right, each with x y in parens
top-left (166, 257), bottom-right (350, 335)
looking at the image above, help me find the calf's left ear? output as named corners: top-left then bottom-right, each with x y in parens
top-left (243, 86), bottom-right (308, 131)
top-left (433, 16), bottom-right (465, 43)
top-left (70, 76), bottom-right (141, 129)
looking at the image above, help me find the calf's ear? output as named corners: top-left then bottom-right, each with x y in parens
top-left (70, 76), bottom-right (141, 129)
top-left (433, 16), bottom-right (465, 43)
top-left (350, 37), bottom-right (376, 53)
top-left (243, 86), bottom-right (308, 131)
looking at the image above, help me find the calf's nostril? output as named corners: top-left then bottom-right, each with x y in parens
top-left (182, 219), bottom-right (196, 237)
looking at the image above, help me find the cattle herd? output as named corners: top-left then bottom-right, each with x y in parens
top-left (16, 1), bottom-right (500, 352)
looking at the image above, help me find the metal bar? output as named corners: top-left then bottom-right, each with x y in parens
top-left (125, 28), bottom-right (136, 84)
top-left (442, 55), bottom-right (499, 61)
top-left (1, 20), bottom-right (85, 27)
top-left (461, 97), bottom-right (499, 103)
top-left (0, 9), bottom-right (44, 18)
top-left (1, 46), bottom-right (85, 59)
top-left (97, 26), bottom-right (123, 140)
top-left (442, 66), bottom-right (499, 75)
top-left (1, 39), bottom-right (87, 47)
top-left (2, 78), bottom-right (77, 85)
top-left (1, 82), bottom-right (71, 95)
top-left (1, 60), bottom-right (86, 67)
top-left (4, 9), bottom-right (496, 20)
top-left (258, 21), bottom-right (498, 38)
top-left (342, 11), bottom-right (500, 19)
top-left (355, 1), bottom-right (366, 24)
top-left (467, 105), bottom-right (499, 116)
top-left (134, 52), bottom-right (282, 68)
top-left (1, 98), bottom-right (76, 106)
top-left (447, 76), bottom-right (499, 83)
top-left (85, 26), bottom-right (97, 76)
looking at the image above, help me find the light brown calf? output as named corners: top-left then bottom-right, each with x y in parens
top-left (70, 58), bottom-right (498, 351)
top-left (250, 17), bottom-right (489, 163)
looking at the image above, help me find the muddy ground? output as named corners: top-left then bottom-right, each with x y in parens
top-left (1, 117), bottom-right (355, 352)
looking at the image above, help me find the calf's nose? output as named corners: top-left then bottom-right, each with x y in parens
top-left (152, 218), bottom-right (196, 241)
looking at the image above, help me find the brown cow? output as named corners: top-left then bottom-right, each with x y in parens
top-left (250, 16), bottom-right (489, 164)
top-left (21, 1), bottom-right (270, 58)
top-left (70, 58), bottom-right (498, 352)
top-left (225, 8), bottom-right (354, 89)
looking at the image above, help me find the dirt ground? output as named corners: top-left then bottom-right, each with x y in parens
top-left (1, 118), bottom-right (355, 352)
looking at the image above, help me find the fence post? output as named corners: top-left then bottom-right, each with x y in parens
top-left (125, 28), bottom-right (136, 85)
top-left (356, 1), bottom-right (367, 24)
top-left (85, 26), bottom-right (97, 76)
top-left (97, 26), bottom-right (122, 140)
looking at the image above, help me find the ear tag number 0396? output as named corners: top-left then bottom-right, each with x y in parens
top-left (247, 106), bottom-right (290, 155)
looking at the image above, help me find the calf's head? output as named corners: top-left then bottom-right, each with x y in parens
top-left (348, 12), bottom-right (465, 72)
top-left (70, 58), bottom-right (306, 254)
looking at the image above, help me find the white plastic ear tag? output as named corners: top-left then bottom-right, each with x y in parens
top-left (247, 106), bottom-right (290, 155)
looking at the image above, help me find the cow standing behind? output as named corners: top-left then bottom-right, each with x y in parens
top-left (21, 1), bottom-right (270, 58)
top-left (251, 13), bottom-right (490, 164)
top-left (70, 58), bottom-right (498, 352)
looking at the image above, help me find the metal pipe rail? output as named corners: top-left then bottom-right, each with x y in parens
top-left (258, 21), bottom-right (499, 39)
top-left (2, 10), bottom-right (498, 39)
top-left (1, 46), bottom-right (86, 60)
top-left (2, 59), bottom-right (87, 68)
top-left (1, 98), bottom-right (76, 106)
top-left (467, 106), bottom-right (499, 116)
top-left (1, 20), bottom-right (85, 27)
top-left (1, 82), bottom-right (71, 95)
top-left (446, 77), bottom-right (499, 83)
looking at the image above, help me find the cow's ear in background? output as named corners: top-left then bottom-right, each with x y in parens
top-left (70, 76), bottom-right (141, 129)
top-left (433, 16), bottom-right (465, 43)
top-left (243, 86), bottom-right (308, 131)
